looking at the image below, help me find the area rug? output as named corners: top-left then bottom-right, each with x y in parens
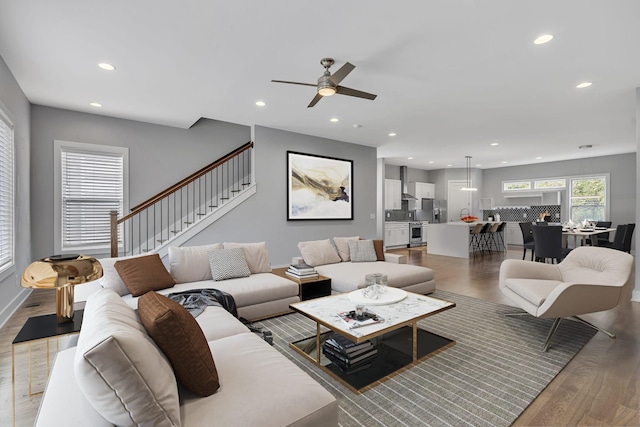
top-left (254, 290), bottom-right (596, 427)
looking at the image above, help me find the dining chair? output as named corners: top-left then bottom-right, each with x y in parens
top-left (601, 224), bottom-right (628, 251)
top-left (585, 221), bottom-right (612, 246)
top-left (519, 222), bottom-right (535, 260)
top-left (531, 224), bottom-right (571, 263)
top-left (622, 223), bottom-right (635, 253)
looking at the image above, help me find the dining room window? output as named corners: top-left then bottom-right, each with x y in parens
top-left (569, 175), bottom-right (607, 222)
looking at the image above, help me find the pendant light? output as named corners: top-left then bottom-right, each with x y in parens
top-left (461, 155), bottom-right (478, 191)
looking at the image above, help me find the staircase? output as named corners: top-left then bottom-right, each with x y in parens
top-left (110, 142), bottom-right (254, 257)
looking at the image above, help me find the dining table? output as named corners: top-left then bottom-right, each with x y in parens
top-left (562, 227), bottom-right (617, 248)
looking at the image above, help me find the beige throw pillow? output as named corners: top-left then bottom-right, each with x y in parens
top-left (74, 288), bottom-right (180, 427)
top-left (297, 239), bottom-right (341, 267)
top-left (168, 243), bottom-right (223, 283)
top-left (348, 240), bottom-right (378, 262)
top-left (223, 242), bottom-right (271, 274)
top-left (333, 236), bottom-right (360, 261)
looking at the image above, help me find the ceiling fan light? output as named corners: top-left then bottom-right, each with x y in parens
top-left (318, 86), bottom-right (336, 97)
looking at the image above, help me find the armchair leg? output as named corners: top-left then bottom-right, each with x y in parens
top-left (571, 316), bottom-right (616, 339)
top-left (543, 318), bottom-right (562, 352)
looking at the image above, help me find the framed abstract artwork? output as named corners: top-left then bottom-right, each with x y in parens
top-left (287, 151), bottom-right (353, 220)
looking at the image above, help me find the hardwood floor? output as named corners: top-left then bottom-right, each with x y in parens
top-left (1, 246), bottom-right (638, 426)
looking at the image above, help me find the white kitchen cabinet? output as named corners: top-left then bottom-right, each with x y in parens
top-left (408, 182), bottom-right (435, 209)
top-left (384, 179), bottom-right (402, 210)
top-left (384, 222), bottom-right (409, 248)
top-left (506, 223), bottom-right (524, 246)
top-left (421, 223), bottom-right (428, 243)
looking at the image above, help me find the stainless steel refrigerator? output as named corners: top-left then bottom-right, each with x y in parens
top-left (420, 199), bottom-right (447, 223)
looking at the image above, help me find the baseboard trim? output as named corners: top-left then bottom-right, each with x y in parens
top-left (0, 287), bottom-right (31, 329)
top-left (632, 290), bottom-right (640, 303)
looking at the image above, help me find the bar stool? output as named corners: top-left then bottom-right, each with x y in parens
top-left (469, 223), bottom-right (484, 254)
top-left (487, 223), bottom-right (500, 251)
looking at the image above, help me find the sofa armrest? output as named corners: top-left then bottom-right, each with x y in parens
top-left (383, 253), bottom-right (407, 264)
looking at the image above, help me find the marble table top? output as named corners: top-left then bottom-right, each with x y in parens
top-left (290, 291), bottom-right (455, 340)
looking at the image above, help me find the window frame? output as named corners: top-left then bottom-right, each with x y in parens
top-left (568, 174), bottom-right (609, 223)
top-left (502, 180), bottom-right (532, 192)
top-left (54, 140), bottom-right (129, 255)
top-left (0, 103), bottom-right (14, 279)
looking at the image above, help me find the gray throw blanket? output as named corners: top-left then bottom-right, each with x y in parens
top-left (167, 288), bottom-right (238, 318)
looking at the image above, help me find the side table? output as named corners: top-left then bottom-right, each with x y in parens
top-left (12, 310), bottom-right (83, 426)
top-left (271, 267), bottom-right (332, 300)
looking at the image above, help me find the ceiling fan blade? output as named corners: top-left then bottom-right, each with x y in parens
top-left (328, 62), bottom-right (355, 86)
top-left (307, 93), bottom-right (323, 108)
top-left (336, 86), bottom-right (377, 100)
top-left (271, 80), bottom-right (317, 87)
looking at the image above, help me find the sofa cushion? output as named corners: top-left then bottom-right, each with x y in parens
top-left (180, 333), bottom-right (338, 427)
top-left (332, 236), bottom-right (359, 262)
top-left (315, 261), bottom-right (435, 293)
top-left (223, 242), bottom-right (271, 274)
top-left (114, 253), bottom-right (176, 297)
top-left (504, 279), bottom-right (563, 307)
top-left (373, 239), bottom-right (385, 261)
top-left (298, 239), bottom-right (341, 267)
top-left (348, 240), bottom-right (377, 262)
top-left (138, 292), bottom-right (220, 396)
top-left (169, 243), bottom-right (223, 283)
top-left (74, 288), bottom-right (180, 427)
top-left (209, 248), bottom-right (251, 281)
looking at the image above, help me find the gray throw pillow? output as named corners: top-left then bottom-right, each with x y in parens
top-left (208, 248), bottom-right (251, 281)
top-left (348, 240), bottom-right (378, 263)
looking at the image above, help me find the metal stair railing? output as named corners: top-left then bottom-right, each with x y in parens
top-left (110, 141), bottom-right (253, 257)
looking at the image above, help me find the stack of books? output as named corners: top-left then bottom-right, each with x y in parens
top-left (322, 334), bottom-right (378, 375)
top-left (286, 262), bottom-right (319, 280)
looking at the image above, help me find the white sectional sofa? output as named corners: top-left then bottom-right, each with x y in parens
top-left (35, 288), bottom-right (338, 427)
top-left (76, 242), bottom-right (300, 320)
top-left (297, 237), bottom-right (436, 295)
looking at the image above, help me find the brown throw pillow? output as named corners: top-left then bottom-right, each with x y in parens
top-left (138, 291), bottom-right (220, 396)
top-left (114, 254), bottom-right (176, 297)
top-left (373, 240), bottom-right (385, 261)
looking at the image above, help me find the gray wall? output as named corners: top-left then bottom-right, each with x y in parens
top-left (184, 125), bottom-right (378, 266)
top-left (30, 106), bottom-right (251, 259)
top-left (0, 56), bottom-right (31, 324)
top-left (481, 154), bottom-right (636, 226)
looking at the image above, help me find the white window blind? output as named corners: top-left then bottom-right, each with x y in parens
top-left (0, 111), bottom-right (13, 272)
top-left (61, 149), bottom-right (124, 249)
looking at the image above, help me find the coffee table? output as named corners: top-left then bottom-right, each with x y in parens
top-left (289, 291), bottom-right (455, 393)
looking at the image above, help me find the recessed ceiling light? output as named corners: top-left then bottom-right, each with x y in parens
top-left (576, 82), bottom-right (592, 89)
top-left (388, 132), bottom-right (397, 137)
top-left (255, 101), bottom-right (266, 107)
top-left (407, 157), bottom-right (413, 160)
top-left (98, 63), bottom-right (115, 71)
top-left (535, 156), bottom-right (543, 160)
top-left (475, 164), bottom-right (481, 167)
top-left (428, 161), bottom-right (435, 164)
top-left (534, 34), bottom-right (554, 45)
top-left (501, 161), bottom-right (508, 164)
top-left (89, 102), bottom-right (102, 107)
top-left (490, 142), bottom-right (499, 146)
top-left (330, 117), bottom-right (339, 122)
top-left (447, 164), bottom-right (452, 167)
top-left (579, 144), bottom-right (593, 150)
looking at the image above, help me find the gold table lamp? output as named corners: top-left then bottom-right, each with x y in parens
top-left (21, 254), bottom-right (103, 323)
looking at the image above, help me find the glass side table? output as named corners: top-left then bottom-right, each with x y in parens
top-left (12, 310), bottom-right (83, 426)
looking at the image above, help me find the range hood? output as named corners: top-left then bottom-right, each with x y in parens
top-left (400, 166), bottom-right (417, 200)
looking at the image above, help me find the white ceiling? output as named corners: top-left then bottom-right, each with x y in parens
top-left (1, 1), bottom-right (639, 170)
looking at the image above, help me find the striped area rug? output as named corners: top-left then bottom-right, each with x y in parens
top-left (255, 290), bottom-right (596, 427)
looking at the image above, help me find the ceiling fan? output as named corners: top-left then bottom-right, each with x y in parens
top-left (272, 58), bottom-right (377, 108)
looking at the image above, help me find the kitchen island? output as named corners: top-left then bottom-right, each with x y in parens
top-left (426, 222), bottom-right (499, 258)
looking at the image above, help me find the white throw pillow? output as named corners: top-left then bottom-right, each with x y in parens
top-left (297, 239), bottom-right (342, 267)
top-left (97, 253), bottom-right (150, 296)
top-left (74, 288), bottom-right (180, 427)
top-left (333, 236), bottom-right (360, 262)
top-left (209, 248), bottom-right (252, 281)
top-left (348, 240), bottom-right (378, 262)
top-left (169, 243), bottom-right (223, 283)
top-left (223, 242), bottom-right (271, 274)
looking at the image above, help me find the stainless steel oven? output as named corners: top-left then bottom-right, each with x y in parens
top-left (409, 222), bottom-right (423, 247)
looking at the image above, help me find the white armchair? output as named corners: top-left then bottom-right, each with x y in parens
top-left (499, 246), bottom-right (634, 351)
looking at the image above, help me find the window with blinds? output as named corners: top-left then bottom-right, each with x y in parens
top-left (60, 146), bottom-right (125, 250)
top-left (0, 109), bottom-right (14, 273)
